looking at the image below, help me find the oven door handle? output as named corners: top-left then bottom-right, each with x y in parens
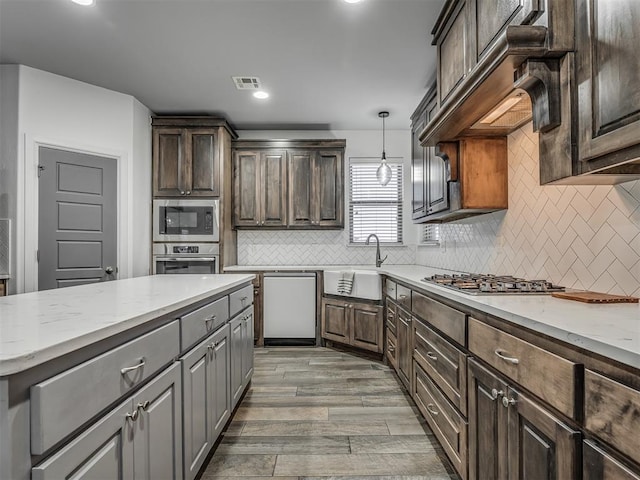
top-left (155, 257), bottom-right (218, 262)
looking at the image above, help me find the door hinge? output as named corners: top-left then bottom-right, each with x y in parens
top-left (37, 165), bottom-right (45, 177)
top-left (36, 250), bottom-right (40, 262)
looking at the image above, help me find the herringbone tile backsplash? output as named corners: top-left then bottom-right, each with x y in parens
top-left (416, 123), bottom-right (640, 297)
top-left (238, 229), bottom-right (416, 266)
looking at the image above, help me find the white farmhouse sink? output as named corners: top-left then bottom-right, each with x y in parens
top-left (323, 270), bottom-right (382, 300)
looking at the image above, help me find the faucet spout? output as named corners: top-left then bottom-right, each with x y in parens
top-left (365, 234), bottom-right (387, 267)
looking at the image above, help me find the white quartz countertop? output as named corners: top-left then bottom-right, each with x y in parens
top-left (226, 264), bottom-right (640, 370)
top-left (0, 274), bottom-right (254, 376)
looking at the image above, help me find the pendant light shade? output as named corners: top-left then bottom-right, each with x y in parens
top-left (376, 111), bottom-right (392, 186)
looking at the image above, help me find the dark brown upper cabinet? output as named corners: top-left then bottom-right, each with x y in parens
top-left (412, 89), bottom-right (449, 222)
top-left (574, 0), bottom-right (640, 178)
top-left (152, 117), bottom-right (237, 197)
top-left (232, 139), bottom-right (345, 229)
top-left (233, 149), bottom-right (287, 227)
top-left (289, 149), bottom-right (343, 228)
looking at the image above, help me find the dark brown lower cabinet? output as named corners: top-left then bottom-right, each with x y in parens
top-left (396, 306), bottom-right (412, 390)
top-left (584, 440), bottom-right (640, 480)
top-left (321, 297), bottom-right (383, 353)
top-left (467, 358), bottom-right (579, 480)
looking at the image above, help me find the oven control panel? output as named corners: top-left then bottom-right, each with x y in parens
top-left (172, 245), bottom-right (200, 254)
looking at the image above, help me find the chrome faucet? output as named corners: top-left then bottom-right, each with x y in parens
top-left (365, 234), bottom-right (388, 268)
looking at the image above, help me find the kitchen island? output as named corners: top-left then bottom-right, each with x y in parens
top-left (0, 274), bottom-right (255, 480)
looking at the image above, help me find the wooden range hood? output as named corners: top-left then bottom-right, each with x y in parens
top-left (419, 0), bottom-right (640, 185)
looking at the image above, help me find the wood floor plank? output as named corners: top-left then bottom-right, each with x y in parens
top-left (273, 453), bottom-right (453, 476)
top-left (362, 395), bottom-right (413, 407)
top-left (240, 420), bottom-right (390, 437)
top-left (329, 406), bottom-right (418, 421)
top-left (349, 435), bottom-right (439, 454)
top-left (201, 454), bottom-right (277, 477)
top-left (247, 386), bottom-right (298, 397)
top-left (233, 406), bottom-right (328, 421)
top-left (242, 395), bottom-right (364, 408)
top-left (386, 418), bottom-right (431, 436)
top-left (216, 435), bottom-right (350, 455)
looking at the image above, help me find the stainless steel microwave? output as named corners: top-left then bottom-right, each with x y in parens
top-left (153, 199), bottom-right (219, 242)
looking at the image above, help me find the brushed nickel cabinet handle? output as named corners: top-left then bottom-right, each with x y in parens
top-left (126, 409), bottom-right (139, 422)
top-left (494, 349), bottom-right (519, 364)
top-left (205, 315), bottom-right (217, 325)
top-left (121, 357), bottom-right (146, 375)
top-left (426, 403), bottom-right (439, 416)
top-left (186, 191), bottom-right (191, 195)
top-left (207, 343), bottom-right (215, 351)
top-left (399, 294), bottom-right (407, 299)
top-left (502, 396), bottom-right (517, 408)
top-left (491, 388), bottom-right (504, 400)
top-left (137, 400), bottom-right (150, 412)
top-left (426, 352), bottom-right (438, 361)
top-left (388, 346), bottom-right (396, 352)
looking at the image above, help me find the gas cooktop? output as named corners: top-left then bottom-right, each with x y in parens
top-left (421, 274), bottom-right (565, 295)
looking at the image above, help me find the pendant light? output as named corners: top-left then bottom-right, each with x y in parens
top-left (376, 111), bottom-right (392, 186)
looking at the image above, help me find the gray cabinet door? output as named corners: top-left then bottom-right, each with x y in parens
top-left (229, 315), bottom-right (245, 409)
top-left (211, 325), bottom-right (231, 439)
top-left (32, 400), bottom-right (134, 480)
top-left (132, 363), bottom-right (182, 480)
top-left (242, 307), bottom-right (255, 386)
top-left (576, 0), bottom-right (640, 165)
top-left (181, 338), bottom-right (214, 480)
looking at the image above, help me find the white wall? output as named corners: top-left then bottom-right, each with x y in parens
top-left (0, 65), bottom-right (152, 293)
top-left (416, 123), bottom-right (640, 297)
top-left (235, 129), bottom-right (418, 265)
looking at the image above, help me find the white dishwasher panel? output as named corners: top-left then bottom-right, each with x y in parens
top-left (263, 274), bottom-right (316, 338)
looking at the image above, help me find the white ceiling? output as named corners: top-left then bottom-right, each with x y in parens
top-left (0, 0), bottom-right (445, 130)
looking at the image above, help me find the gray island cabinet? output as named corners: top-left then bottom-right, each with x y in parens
top-left (0, 274), bottom-right (254, 480)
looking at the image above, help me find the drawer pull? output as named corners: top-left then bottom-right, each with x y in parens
top-left (426, 351), bottom-right (438, 361)
top-left (399, 294), bottom-right (407, 300)
top-left (426, 403), bottom-right (439, 416)
top-left (502, 396), bottom-right (517, 408)
top-left (494, 349), bottom-right (519, 364)
top-left (207, 342), bottom-right (215, 351)
top-left (120, 357), bottom-right (146, 375)
top-left (240, 296), bottom-right (248, 302)
top-left (126, 409), bottom-right (139, 422)
top-left (137, 400), bottom-right (150, 412)
top-left (491, 388), bottom-right (504, 400)
top-left (388, 346), bottom-right (396, 353)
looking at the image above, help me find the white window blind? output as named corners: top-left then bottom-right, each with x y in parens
top-left (349, 160), bottom-right (403, 244)
top-left (421, 224), bottom-right (441, 245)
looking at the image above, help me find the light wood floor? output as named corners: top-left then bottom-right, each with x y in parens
top-left (200, 347), bottom-right (460, 479)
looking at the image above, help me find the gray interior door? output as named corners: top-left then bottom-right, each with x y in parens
top-left (38, 147), bottom-right (117, 291)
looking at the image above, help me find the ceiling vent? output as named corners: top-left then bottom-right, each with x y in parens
top-left (232, 76), bottom-right (262, 90)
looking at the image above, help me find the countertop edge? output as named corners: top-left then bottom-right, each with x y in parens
top-left (0, 275), bottom-right (255, 376)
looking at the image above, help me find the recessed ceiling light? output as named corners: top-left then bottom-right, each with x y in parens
top-left (71, 0), bottom-right (95, 5)
top-left (344, 0), bottom-right (363, 3)
top-left (253, 91), bottom-right (269, 100)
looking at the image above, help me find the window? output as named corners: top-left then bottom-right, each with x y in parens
top-left (349, 159), bottom-right (403, 244)
top-left (421, 224), bottom-right (441, 245)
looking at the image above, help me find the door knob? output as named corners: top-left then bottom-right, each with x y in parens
top-left (105, 266), bottom-right (114, 275)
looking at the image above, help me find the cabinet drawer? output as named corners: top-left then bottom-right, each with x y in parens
top-left (413, 319), bottom-right (467, 415)
top-left (412, 291), bottom-right (466, 346)
top-left (229, 284), bottom-right (253, 317)
top-left (386, 328), bottom-right (398, 371)
top-left (386, 302), bottom-right (397, 336)
top-left (414, 362), bottom-right (467, 479)
top-left (181, 296), bottom-right (229, 351)
top-left (385, 279), bottom-right (397, 300)
top-left (468, 317), bottom-right (578, 419)
top-left (583, 440), bottom-right (640, 480)
top-left (396, 284), bottom-right (411, 310)
top-left (585, 370), bottom-right (640, 465)
top-left (31, 320), bottom-right (180, 455)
